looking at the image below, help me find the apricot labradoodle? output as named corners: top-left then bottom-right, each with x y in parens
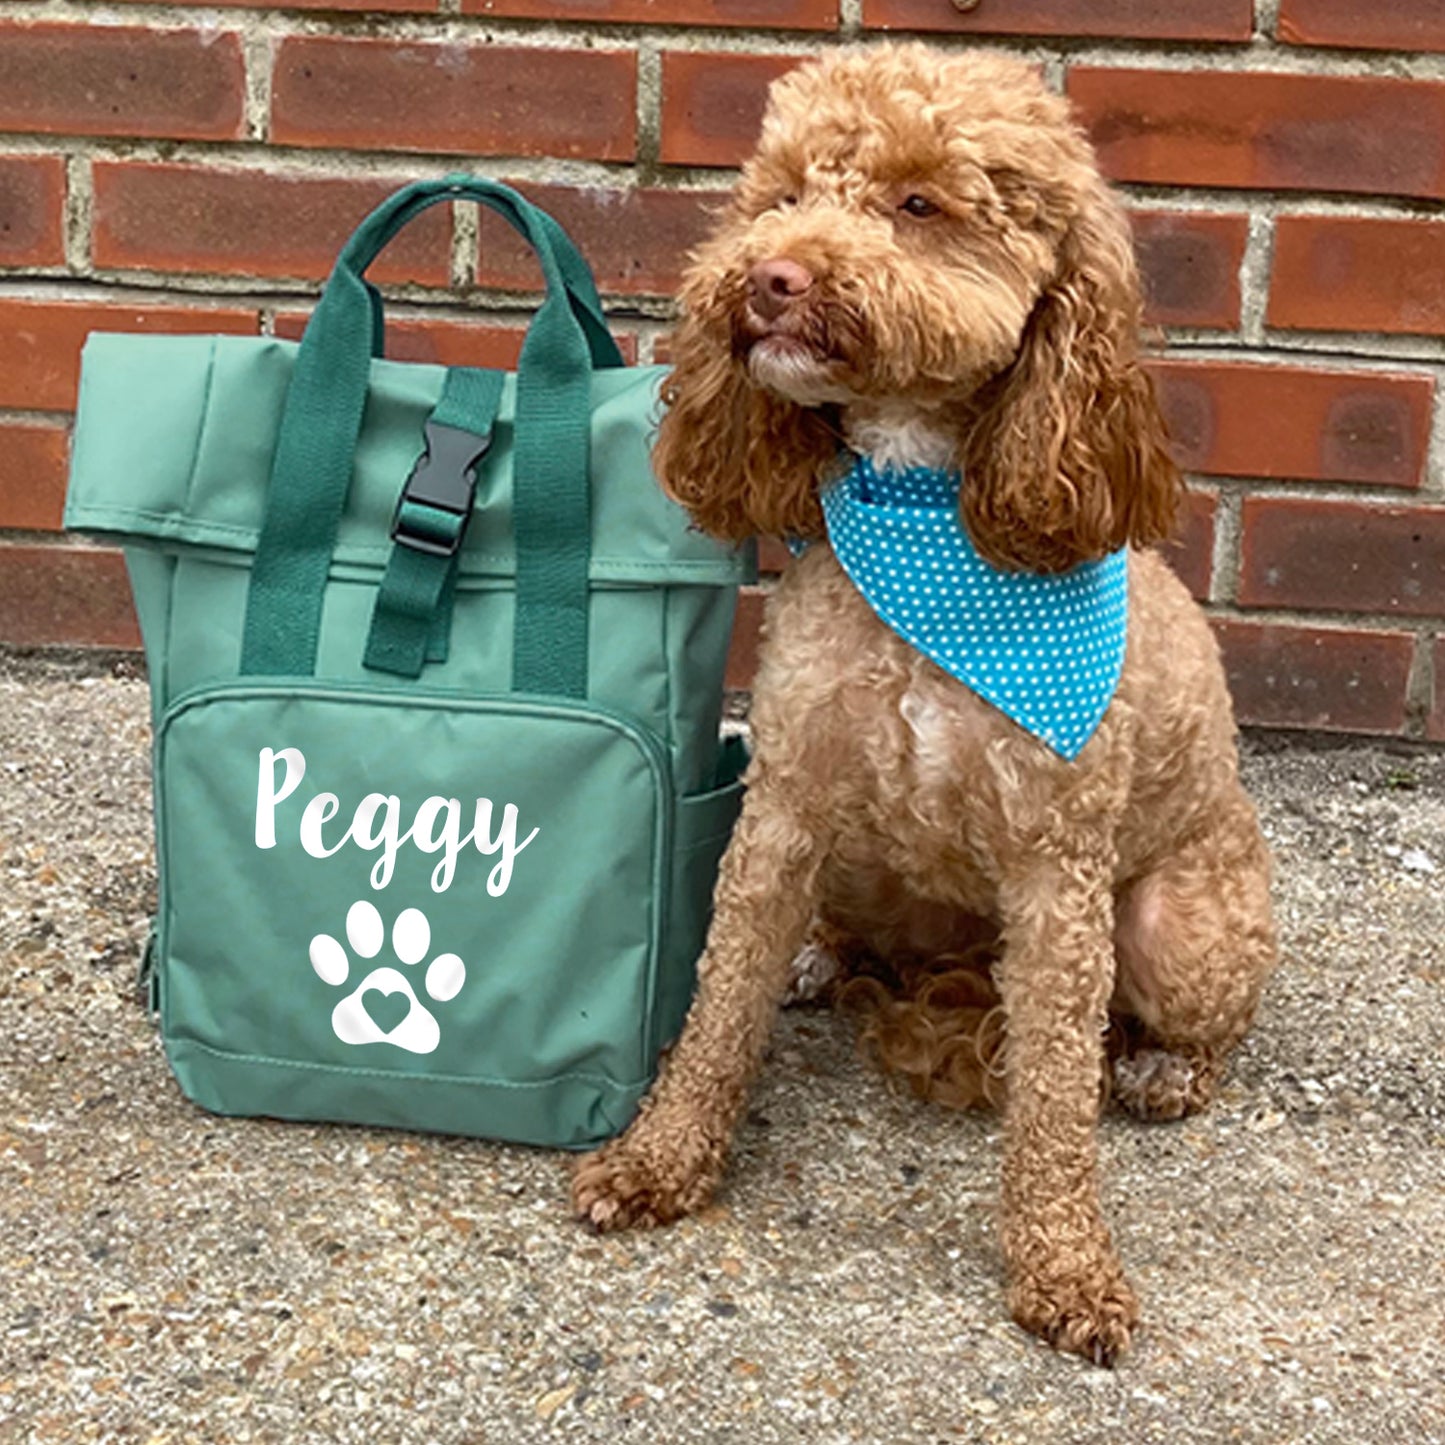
top-left (572, 44), bottom-right (1277, 1365)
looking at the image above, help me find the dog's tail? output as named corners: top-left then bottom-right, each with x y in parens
top-left (836, 943), bottom-right (1007, 1111)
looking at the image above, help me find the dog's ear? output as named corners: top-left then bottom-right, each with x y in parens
top-left (960, 183), bottom-right (1181, 573)
top-left (653, 302), bottom-right (834, 544)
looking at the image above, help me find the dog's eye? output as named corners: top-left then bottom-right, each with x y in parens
top-left (899, 194), bottom-right (941, 218)
top-left (778, 194), bottom-right (799, 209)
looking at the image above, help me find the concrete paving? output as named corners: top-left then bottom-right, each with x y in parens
top-left (2, 650), bottom-right (1443, 1444)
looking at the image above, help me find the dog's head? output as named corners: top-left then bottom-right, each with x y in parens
top-left (655, 44), bottom-right (1181, 573)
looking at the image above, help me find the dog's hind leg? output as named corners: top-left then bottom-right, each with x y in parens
top-left (1110, 800), bottom-right (1276, 1122)
top-left (572, 775), bottom-right (827, 1231)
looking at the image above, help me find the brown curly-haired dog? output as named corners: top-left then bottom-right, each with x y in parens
top-left (573, 44), bottom-right (1277, 1365)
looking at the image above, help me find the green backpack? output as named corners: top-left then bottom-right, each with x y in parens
top-left (64, 176), bottom-right (750, 1149)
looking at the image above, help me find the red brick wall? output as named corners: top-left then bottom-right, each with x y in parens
top-left (1, 1), bottom-right (1442, 740)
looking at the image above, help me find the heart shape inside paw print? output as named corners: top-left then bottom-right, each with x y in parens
top-left (313, 905), bottom-right (465, 1056)
top-left (362, 987), bottom-right (410, 1036)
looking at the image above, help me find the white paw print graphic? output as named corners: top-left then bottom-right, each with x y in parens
top-left (309, 901), bottom-right (465, 1055)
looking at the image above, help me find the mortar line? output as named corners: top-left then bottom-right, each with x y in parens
top-left (1420, 368), bottom-right (1445, 501)
top-left (242, 31), bottom-right (273, 145)
top-left (450, 200), bottom-right (479, 295)
top-left (1209, 485), bottom-right (1243, 605)
top-left (1253, 0), bottom-right (1281, 45)
top-left (1199, 599), bottom-right (1432, 634)
top-left (0, 407), bottom-right (76, 428)
top-left (1049, 38), bottom-right (1445, 79)
top-left (1238, 210), bottom-right (1275, 347)
top-left (634, 39), bottom-right (663, 185)
top-left (62, 155), bottom-right (92, 278)
top-left (1151, 343), bottom-right (1443, 376)
top-left (1188, 478), bottom-right (1445, 508)
top-left (1404, 635), bottom-right (1434, 738)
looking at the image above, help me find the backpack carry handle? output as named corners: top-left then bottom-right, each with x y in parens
top-left (344, 179), bottom-right (624, 373)
top-left (240, 176), bottom-right (607, 699)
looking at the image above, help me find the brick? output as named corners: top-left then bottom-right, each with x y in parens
top-left (725, 587), bottom-right (766, 690)
top-left (1162, 490), bottom-right (1215, 602)
top-left (0, 298), bottom-right (259, 413)
top-left (661, 52), bottom-right (800, 168)
top-left (383, 317), bottom-right (530, 368)
top-left (93, 164), bottom-right (452, 287)
top-left (479, 184), bottom-right (725, 297)
top-left (1238, 497), bottom-right (1445, 619)
top-left (1069, 68), bottom-right (1445, 202)
top-left (463, 0), bottom-right (837, 24)
top-left (1152, 361), bottom-right (1433, 489)
top-left (1131, 212), bottom-right (1246, 330)
top-left (864, 0), bottom-right (1250, 40)
top-left (272, 38), bottom-right (636, 162)
top-left (277, 311), bottom-right (637, 368)
top-left (1212, 619), bottom-right (1413, 734)
top-left (0, 157), bottom-right (65, 268)
top-left (276, 311), bottom-right (526, 369)
top-left (0, 423), bottom-right (69, 532)
top-left (757, 537), bottom-right (792, 575)
top-left (1268, 217), bottom-right (1445, 337)
top-left (0, 23), bottom-right (244, 142)
top-left (1279, 0), bottom-right (1445, 55)
top-left (113, 0), bottom-right (435, 8)
top-left (1429, 638), bottom-right (1445, 743)
top-left (0, 545), bottom-right (139, 649)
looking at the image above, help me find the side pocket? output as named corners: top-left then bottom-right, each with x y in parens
top-left (656, 735), bottom-right (748, 1053)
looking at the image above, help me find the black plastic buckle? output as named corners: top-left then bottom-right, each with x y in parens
top-left (391, 420), bottom-right (492, 558)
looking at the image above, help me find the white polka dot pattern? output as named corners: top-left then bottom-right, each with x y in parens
top-left (818, 456), bottom-right (1129, 761)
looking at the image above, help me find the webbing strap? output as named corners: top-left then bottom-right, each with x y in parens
top-left (239, 177), bottom-right (608, 692)
top-left (363, 368), bottom-right (504, 679)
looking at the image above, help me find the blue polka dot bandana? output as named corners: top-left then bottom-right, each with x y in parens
top-left (818, 455), bottom-right (1128, 761)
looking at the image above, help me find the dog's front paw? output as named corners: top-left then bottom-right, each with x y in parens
top-left (1007, 1261), bottom-right (1140, 1367)
top-left (572, 1131), bottom-right (721, 1233)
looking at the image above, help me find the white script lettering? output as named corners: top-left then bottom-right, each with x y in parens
top-left (299, 793), bottom-right (344, 859)
top-left (255, 747), bottom-right (539, 895)
top-left (256, 746), bottom-right (306, 849)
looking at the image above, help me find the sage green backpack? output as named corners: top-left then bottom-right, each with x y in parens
top-left (64, 176), bottom-right (750, 1149)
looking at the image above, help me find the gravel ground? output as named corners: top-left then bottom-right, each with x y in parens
top-left (2, 650), bottom-right (1443, 1445)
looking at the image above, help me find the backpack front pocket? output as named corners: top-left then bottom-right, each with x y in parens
top-left (153, 682), bottom-right (673, 1147)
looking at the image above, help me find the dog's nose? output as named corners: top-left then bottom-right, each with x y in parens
top-left (747, 258), bottom-right (813, 321)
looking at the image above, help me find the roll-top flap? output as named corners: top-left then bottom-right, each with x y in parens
top-left (65, 332), bottom-right (754, 587)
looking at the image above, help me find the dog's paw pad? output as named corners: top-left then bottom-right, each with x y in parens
top-left (308, 901), bottom-right (466, 1055)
